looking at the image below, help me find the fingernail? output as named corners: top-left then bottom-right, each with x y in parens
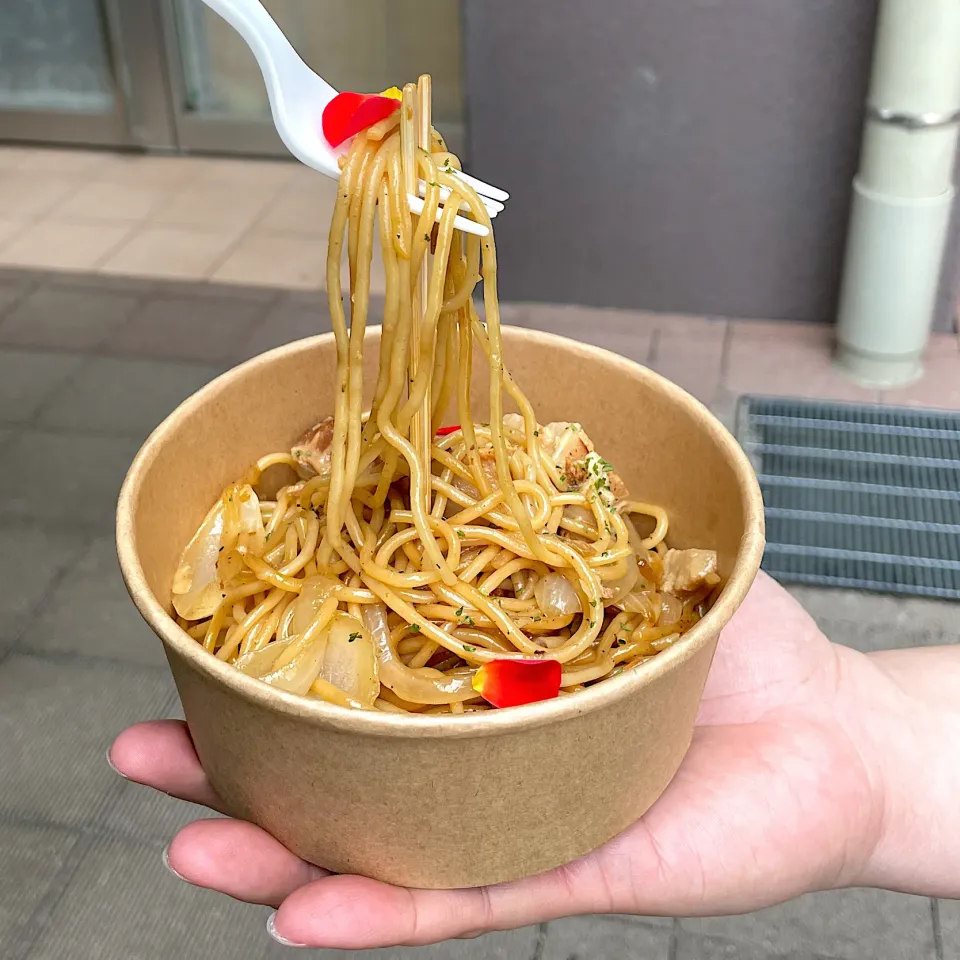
top-left (267, 912), bottom-right (308, 949)
top-left (162, 847), bottom-right (187, 883)
top-left (105, 748), bottom-right (127, 779)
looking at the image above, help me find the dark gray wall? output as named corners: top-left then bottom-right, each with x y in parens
top-left (464, 0), bottom-right (882, 324)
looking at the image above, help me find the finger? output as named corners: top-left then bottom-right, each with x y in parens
top-left (109, 719), bottom-right (223, 812)
top-left (271, 854), bottom-right (614, 949)
top-left (167, 818), bottom-right (328, 908)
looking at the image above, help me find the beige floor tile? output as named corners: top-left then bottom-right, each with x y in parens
top-left (211, 232), bottom-right (326, 289)
top-left (97, 153), bottom-right (212, 187)
top-left (153, 181), bottom-right (281, 230)
top-left (656, 314), bottom-right (728, 345)
top-left (0, 174), bottom-right (81, 218)
top-left (257, 177), bottom-right (341, 236)
top-left (0, 145), bottom-right (110, 176)
top-left (51, 179), bottom-right (175, 222)
top-left (0, 218), bottom-right (28, 250)
top-left (726, 330), bottom-right (878, 402)
top-left (730, 318), bottom-right (833, 344)
top-left (100, 225), bottom-right (240, 280)
top-left (519, 303), bottom-right (657, 362)
top-left (0, 219), bottom-right (133, 271)
top-left (881, 353), bottom-right (960, 409)
top-left (0, 146), bottom-right (30, 171)
top-left (925, 331), bottom-right (960, 357)
top-left (194, 156), bottom-right (298, 188)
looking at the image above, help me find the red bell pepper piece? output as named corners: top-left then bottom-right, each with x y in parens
top-left (435, 424), bottom-right (461, 437)
top-left (472, 658), bottom-right (562, 708)
top-left (322, 89), bottom-right (402, 148)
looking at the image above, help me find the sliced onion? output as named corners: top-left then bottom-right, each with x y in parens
top-left (361, 602), bottom-right (474, 704)
top-left (237, 488), bottom-right (261, 533)
top-left (620, 588), bottom-right (661, 622)
top-left (452, 474), bottom-right (480, 499)
top-left (291, 576), bottom-right (340, 636)
top-left (534, 573), bottom-right (581, 617)
top-left (259, 633), bottom-right (328, 695)
top-left (361, 602), bottom-right (391, 647)
top-left (623, 515), bottom-right (646, 556)
top-left (659, 593), bottom-right (683, 626)
top-left (234, 638), bottom-right (295, 677)
top-left (605, 558), bottom-right (640, 606)
top-left (318, 614), bottom-right (379, 707)
top-left (540, 421), bottom-right (586, 467)
top-left (564, 504), bottom-right (594, 526)
top-left (172, 486), bottom-right (261, 621)
top-left (172, 500), bottom-right (225, 620)
top-left (503, 413), bottom-right (525, 432)
top-left (561, 504), bottom-right (597, 541)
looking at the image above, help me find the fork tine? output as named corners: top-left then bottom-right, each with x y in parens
top-left (452, 170), bottom-right (509, 203)
top-left (417, 179), bottom-right (503, 217)
top-left (407, 194), bottom-right (489, 237)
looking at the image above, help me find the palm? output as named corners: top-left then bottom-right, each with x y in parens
top-left (597, 573), bottom-right (877, 917)
top-left (111, 574), bottom-right (880, 949)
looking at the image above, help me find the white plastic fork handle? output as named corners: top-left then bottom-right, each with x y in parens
top-left (407, 195), bottom-right (489, 237)
top-left (198, 0), bottom-right (342, 178)
top-left (199, 0), bottom-right (505, 208)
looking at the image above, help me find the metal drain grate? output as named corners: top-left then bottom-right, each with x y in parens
top-left (736, 396), bottom-right (960, 598)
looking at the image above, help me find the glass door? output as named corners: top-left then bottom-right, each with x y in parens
top-left (0, 0), bottom-right (132, 146)
top-left (0, 0), bottom-right (467, 159)
top-left (163, 0), bottom-right (466, 158)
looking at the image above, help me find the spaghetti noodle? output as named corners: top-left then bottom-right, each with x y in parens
top-left (171, 78), bottom-right (720, 714)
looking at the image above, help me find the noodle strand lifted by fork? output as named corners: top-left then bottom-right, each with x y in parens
top-left (172, 93), bottom-right (720, 713)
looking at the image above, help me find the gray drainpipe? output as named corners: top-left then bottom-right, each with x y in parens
top-left (835, 0), bottom-right (960, 387)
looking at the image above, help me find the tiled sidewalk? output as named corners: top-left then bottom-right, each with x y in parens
top-left (0, 264), bottom-right (955, 960)
top-left (513, 304), bottom-right (960, 417)
top-left (0, 144), bottom-right (958, 411)
top-left (0, 146), bottom-right (343, 289)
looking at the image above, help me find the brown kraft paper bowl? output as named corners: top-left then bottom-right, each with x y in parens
top-left (116, 326), bottom-right (765, 890)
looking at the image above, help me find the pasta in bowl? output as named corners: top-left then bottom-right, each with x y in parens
top-left (173, 412), bottom-right (723, 714)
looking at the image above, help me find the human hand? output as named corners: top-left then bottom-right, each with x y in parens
top-left (109, 572), bottom-right (929, 949)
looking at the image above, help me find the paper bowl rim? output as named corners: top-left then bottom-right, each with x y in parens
top-left (116, 325), bottom-right (764, 740)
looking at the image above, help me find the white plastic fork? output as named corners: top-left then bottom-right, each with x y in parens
top-left (197, 0), bottom-right (508, 237)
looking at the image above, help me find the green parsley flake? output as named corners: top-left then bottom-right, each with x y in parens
top-left (410, 623), bottom-right (421, 633)
top-left (463, 644), bottom-right (476, 653)
top-left (348, 632), bottom-right (360, 643)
